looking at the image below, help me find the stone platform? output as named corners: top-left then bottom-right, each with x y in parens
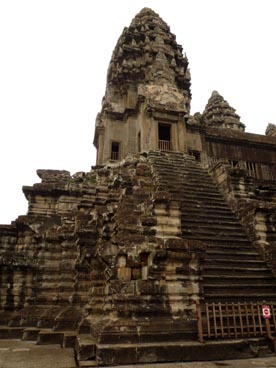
top-left (102, 358), bottom-right (276, 368)
top-left (1, 339), bottom-right (276, 368)
top-left (0, 339), bottom-right (76, 368)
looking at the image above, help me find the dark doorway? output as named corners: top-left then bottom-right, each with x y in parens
top-left (111, 142), bottom-right (120, 160)
top-left (138, 132), bottom-right (141, 152)
top-left (158, 124), bottom-right (171, 150)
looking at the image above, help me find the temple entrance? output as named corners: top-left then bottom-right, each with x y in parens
top-left (158, 123), bottom-right (171, 151)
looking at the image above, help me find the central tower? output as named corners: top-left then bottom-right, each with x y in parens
top-left (93, 8), bottom-right (191, 164)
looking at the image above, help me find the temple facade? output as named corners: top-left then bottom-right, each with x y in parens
top-left (1, 8), bottom-right (276, 366)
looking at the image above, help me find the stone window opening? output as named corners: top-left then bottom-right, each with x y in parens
top-left (138, 132), bottom-right (141, 152)
top-left (229, 160), bottom-right (239, 168)
top-left (246, 161), bottom-right (257, 178)
top-left (188, 149), bottom-right (201, 162)
top-left (130, 252), bottom-right (150, 281)
top-left (141, 252), bottom-right (150, 280)
top-left (111, 142), bottom-right (120, 160)
top-left (158, 123), bottom-right (172, 151)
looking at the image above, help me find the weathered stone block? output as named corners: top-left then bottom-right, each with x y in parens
top-left (0, 327), bottom-right (24, 339)
top-left (117, 267), bottom-right (131, 281)
top-left (22, 327), bottom-right (40, 341)
top-left (117, 255), bottom-right (126, 268)
top-left (131, 268), bottom-right (141, 280)
top-left (76, 334), bottom-right (96, 361)
top-left (63, 333), bottom-right (77, 348)
top-left (37, 330), bottom-right (64, 345)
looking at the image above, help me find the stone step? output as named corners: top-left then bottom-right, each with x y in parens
top-left (206, 250), bottom-right (260, 260)
top-left (78, 361), bottom-right (98, 367)
top-left (176, 198), bottom-right (229, 207)
top-left (267, 234), bottom-right (276, 242)
top-left (203, 292), bottom-right (276, 301)
top-left (161, 177), bottom-right (219, 187)
top-left (206, 246), bottom-right (258, 254)
top-left (51, 307), bottom-right (83, 331)
top-left (205, 255), bottom-right (260, 262)
top-left (150, 157), bottom-right (194, 164)
top-left (206, 246), bottom-right (254, 253)
top-left (182, 216), bottom-right (237, 225)
top-left (204, 274), bottom-right (275, 281)
top-left (181, 208), bottom-right (231, 217)
top-left (0, 326), bottom-right (24, 339)
top-left (204, 258), bottom-right (266, 267)
top-left (161, 183), bottom-right (219, 194)
top-left (156, 168), bottom-right (212, 178)
top-left (169, 182), bottom-right (220, 191)
top-left (182, 233), bottom-right (250, 243)
top-left (22, 327), bottom-right (41, 341)
top-left (156, 173), bottom-right (212, 184)
top-left (206, 248), bottom-right (262, 256)
top-left (203, 265), bottom-right (272, 275)
top-left (205, 240), bottom-right (252, 247)
top-left (181, 211), bottom-right (238, 219)
top-left (166, 188), bottom-right (222, 196)
top-left (63, 332), bottom-right (78, 348)
top-left (182, 218), bottom-right (241, 227)
top-left (181, 208), bottom-right (240, 217)
top-left (35, 290), bottom-right (88, 298)
top-left (183, 227), bottom-right (246, 237)
top-left (164, 190), bottom-right (224, 198)
top-left (37, 329), bottom-right (65, 345)
top-left (181, 217), bottom-right (242, 226)
top-left (95, 338), bottom-right (271, 365)
top-left (76, 334), bottom-right (97, 361)
top-left (180, 199), bottom-right (233, 207)
top-left (204, 283), bottom-right (276, 290)
top-left (167, 187), bottom-right (224, 198)
top-left (184, 236), bottom-right (251, 245)
top-left (152, 159), bottom-right (204, 168)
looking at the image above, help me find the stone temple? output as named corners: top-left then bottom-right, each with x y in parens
top-left (1, 8), bottom-right (276, 366)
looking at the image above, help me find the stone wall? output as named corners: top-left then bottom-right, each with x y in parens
top-left (0, 154), bottom-right (205, 342)
top-left (0, 224), bottom-right (34, 310)
top-left (211, 160), bottom-right (276, 274)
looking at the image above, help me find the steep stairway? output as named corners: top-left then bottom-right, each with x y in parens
top-left (149, 151), bottom-right (276, 303)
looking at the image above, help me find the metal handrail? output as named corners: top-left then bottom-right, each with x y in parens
top-left (111, 151), bottom-right (119, 160)
top-left (196, 301), bottom-right (276, 354)
top-left (158, 140), bottom-right (171, 151)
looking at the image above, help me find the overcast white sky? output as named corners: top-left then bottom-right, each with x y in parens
top-left (1, 0), bottom-right (276, 224)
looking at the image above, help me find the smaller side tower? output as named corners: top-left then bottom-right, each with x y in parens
top-left (266, 123), bottom-right (276, 137)
top-left (202, 91), bottom-right (245, 131)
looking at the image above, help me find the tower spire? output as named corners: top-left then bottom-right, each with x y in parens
top-left (203, 91), bottom-right (245, 131)
top-left (106, 7), bottom-right (191, 95)
top-left (94, 8), bottom-right (191, 164)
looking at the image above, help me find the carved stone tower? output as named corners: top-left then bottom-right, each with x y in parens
top-left (2, 7), bottom-right (276, 367)
top-left (202, 91), bottom-right (245, 131)
top-left (93, 8), bottom-right (191, 164)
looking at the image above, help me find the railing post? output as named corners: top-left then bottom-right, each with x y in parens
top-left (265, 317), bottom-right (276, 355)
top-left (196, 300), bottom-right (204, 343)
top-left (158, 140), bottom-right (171, 151)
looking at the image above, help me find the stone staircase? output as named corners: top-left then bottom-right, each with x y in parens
top-left (149, 151), bottom-right (276, 303)
top-left (1, 151), bottom-right (276, 366)
top-left (0, 324), bottom-right (97, 366)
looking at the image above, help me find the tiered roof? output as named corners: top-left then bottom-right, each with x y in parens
top-left (106, 8), bottom-right (191, 99)
top-left (202, 91), bottom-right (245, 131)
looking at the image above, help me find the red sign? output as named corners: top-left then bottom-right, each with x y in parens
top-left (262, 305), bottom-right (271, 319)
